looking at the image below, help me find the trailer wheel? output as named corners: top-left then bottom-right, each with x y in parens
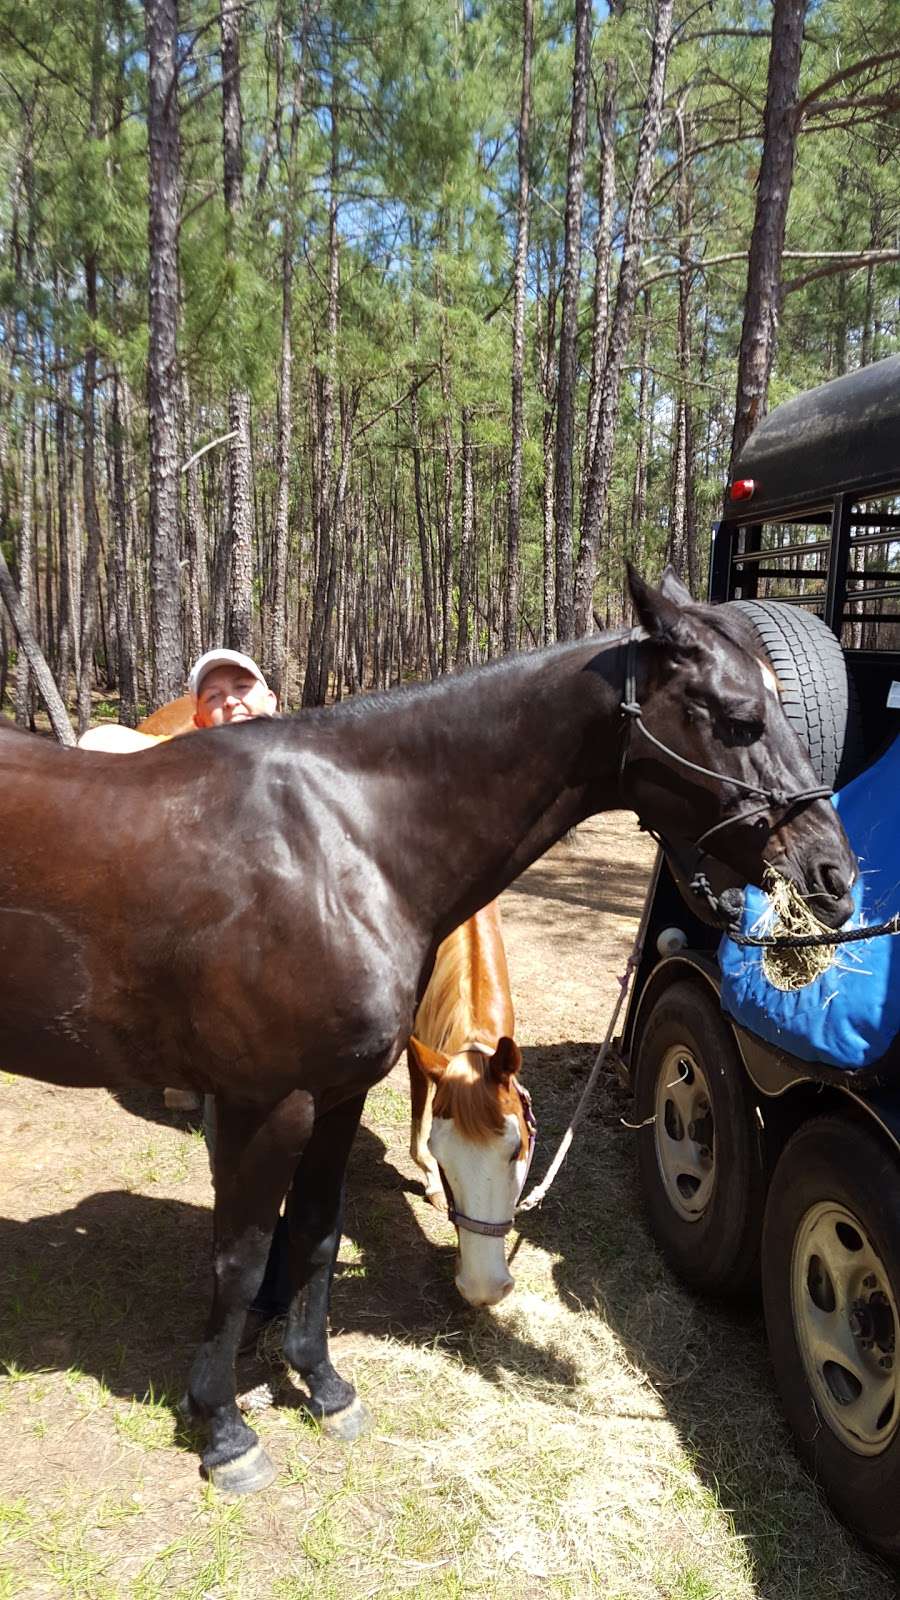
top-left (633, 980), bottom-right (765, 1296)
top-left (723, 599), bottom-right (861, 788)
top-left (763, 1116), bottom-right (900, 1560)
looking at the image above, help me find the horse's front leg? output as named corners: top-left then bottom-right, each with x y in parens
top-left (188, 1089), bottom-right (314, 1493)
top-left (407, 1049), bottom-right (444, 1208)
top-left (281, 1091), bottom-right (370, 1440)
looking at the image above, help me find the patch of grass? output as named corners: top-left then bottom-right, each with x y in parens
top-left (365, 1079), bottom-right (410, 1130)
top-left (113, 1387), bottom-right (182, 1451)
top-left (118, 1138), bottom-right (193, 1191)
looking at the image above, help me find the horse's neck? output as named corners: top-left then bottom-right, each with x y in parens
top-left (414, 902), bottom-right (513, 1053)
top-left (354, 631), bottom-right (627, 943)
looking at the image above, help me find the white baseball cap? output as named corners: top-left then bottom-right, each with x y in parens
top-left (188, 649), bottom-right (268, 702)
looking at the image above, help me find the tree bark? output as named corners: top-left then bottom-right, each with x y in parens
top-left (580, 45), bottom-right (618, 520)
top-left (303, 72), bottom-right (340, 706)
top-left (220, 0), bottom-right (255, 653)
top-left (146, 0), bottom-right (183, 706)
top-left (552, 0), bottom-right (591, 641)
top-left (456, 407), bottom-right (475, 666)
top-left (504, 0), bottom-right (533, 655)
top-left (0, 544), bottom-right (75, 744)
top-left (573, 0), bottom-right (675, 634)
top-left (268, 21), bottom-right (305, 701)
top-left (729, 0), bottom-right (809, 470)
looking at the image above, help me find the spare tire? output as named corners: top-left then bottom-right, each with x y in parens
top-left (722, 599), bottom-right (861, 788)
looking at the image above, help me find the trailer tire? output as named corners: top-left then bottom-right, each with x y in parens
top-left (763, 1116), bottom-right (900, 1562)
top-left (634, 980), bottom-right (765, 1297)
top-left (723, 599), bottom-right (861, 787)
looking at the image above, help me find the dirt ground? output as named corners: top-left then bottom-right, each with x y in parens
top-left (1, 815), bottom-right (896, 1599)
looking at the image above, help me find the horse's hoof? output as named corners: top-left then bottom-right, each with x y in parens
top-left (319, 1396), bottom-right (371, 1442)
top-left (205, 1442), bottom-right (277, 1496)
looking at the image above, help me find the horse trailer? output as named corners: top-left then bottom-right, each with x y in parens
top-left (620, 355), bottom-right (900, 1561)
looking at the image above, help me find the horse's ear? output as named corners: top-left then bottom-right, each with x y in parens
top-left (488, 1036), bottom-right (522, 1084)
top-left (626, 563), bottom-right (692, 645)
top-left (658, 565), bottom-right (693, 608)
top-left (408, 1036), bottom-right (449, 1082)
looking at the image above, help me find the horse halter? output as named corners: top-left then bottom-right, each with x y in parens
top-left (618, 632), bottom-right (832, 872)
top-left (438, 1070), bottom-right (538, 1240)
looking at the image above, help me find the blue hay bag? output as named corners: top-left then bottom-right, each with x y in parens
top-left (718, 735), bottom-right (900, 1072)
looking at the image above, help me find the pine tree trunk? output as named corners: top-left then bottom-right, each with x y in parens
top-left (630, 292), bottom-right (651, 572)
top-left (667, 106), bottom-right (696, 589)
top-left (303, 76), bottom-right (340, 706)
top-left (0, 543), bottom-right (75, 744)
top-left (146, 0), bottom-right (183, 706)
top-left (15, 374), bottom-right (35, 727)
top-left (580, 49), bottom-right (618, 519)
top-left (504, 0), bottom-right (533, 655)
top-left (456, 407), bottom-right (474, 666)
top-left (411, 381), bottom-right (438, 678)
top-left (112, 371), bottom-right (138, 723)
top-left (573, 0), bottom-right (675, 634)
top-left (220, 0), bottom-right (255, 654)
top-left (552, 0), bottom-right (591, 642)
top-left (729, 0), bottom-right (808, 470)
top-left (268, 36), bottom-right (304, 700)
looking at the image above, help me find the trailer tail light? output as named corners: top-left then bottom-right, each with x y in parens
top-left (729, 478), bottom-right (756, 502)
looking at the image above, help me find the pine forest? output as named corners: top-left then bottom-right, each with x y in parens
top-left (1, 0), bottom-right (899, 731)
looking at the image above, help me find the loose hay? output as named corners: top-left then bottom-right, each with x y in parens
top-left (760, 868), bottom-right (837, 991)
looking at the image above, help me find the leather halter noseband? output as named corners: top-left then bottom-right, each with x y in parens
top-left (439, 1072), bottom-right (537, 1240)
top-left (618, 632), bottom-right (832, 868)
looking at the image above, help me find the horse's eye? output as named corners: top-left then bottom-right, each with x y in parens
top-left (725, 718), bottom-right (763, 746)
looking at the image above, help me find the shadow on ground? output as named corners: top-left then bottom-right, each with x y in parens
top-left (512, 1039), bottom-right (896, 1599)
top-left (2, 1042), bottom-right (894, 1597)
top-left (0, 1115), bottom-right (575, 1418)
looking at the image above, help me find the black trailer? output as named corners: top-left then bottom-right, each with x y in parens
top-left (619, 354), bottom-right (900, 1560)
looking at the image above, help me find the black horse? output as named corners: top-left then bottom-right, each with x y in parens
top-left (0, 568), bottom-right (855, 1493)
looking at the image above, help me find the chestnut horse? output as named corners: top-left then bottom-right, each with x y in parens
top-left (407, 900), bottom-right (530, 1307)
top-left (0, 569), bottom-right (856, 1495)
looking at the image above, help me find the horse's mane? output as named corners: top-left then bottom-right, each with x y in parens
top-left (414, 927), bottom-right (486, 1057)
top-left (432, 1055), bottom-right (508, 1143)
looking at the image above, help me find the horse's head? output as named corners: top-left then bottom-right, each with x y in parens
top-left (409, 1034), bottom-right (532, 1308)
top-left (622, 567), bottom-right (857, 928)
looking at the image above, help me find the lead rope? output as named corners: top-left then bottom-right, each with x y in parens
top-left (517, 884), bottom-right (653, 1214)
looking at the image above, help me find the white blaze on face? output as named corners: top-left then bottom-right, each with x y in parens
top-left (758, 658), bottom-right (779, 699)
top-left (428, 1111), bottom-right (521, 1307)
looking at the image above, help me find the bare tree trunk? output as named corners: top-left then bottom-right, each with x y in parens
top-left (303, 74), bottom-right (340, 706)
top-left (667, 105), bottom-right (696, 590)
top-left (729, 0), bottom-right (808, 469)
top-left (553, 0), bottom-right (591, 642)
top-left (54, 351), bottom-right (73, 707)
top-left (456, 407), bottom-right (474, 666)
top-left (580, 45), bottom-right (618, 518)
top-left (146, 0), bottom-right (183, 706)
top-left (112, 370), bottom-right (138, 724)
top-left (76, 252), bottom-right (104, 734)
top-left (15, 379), bottom-right (35, 726)
top-left (630, 292), bottom-right (651, 572)
top-left (268, 26), bottom-right (305, 700)
top-left (220, 0), bottom-right (255, 653)
top-left (573, 0), bottom-right (675, 634)
top-left (411, 381), bottom-right (438, 678)
top-left (504, 0), bottom-right (533, 655)
top-left (0, 544), bottom-right (75, 744)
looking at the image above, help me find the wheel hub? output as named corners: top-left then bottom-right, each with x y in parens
top-left (653, 1047), bottom-right (716, 1222)
top-left (791, 1201), bottom-right (900, 1456)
